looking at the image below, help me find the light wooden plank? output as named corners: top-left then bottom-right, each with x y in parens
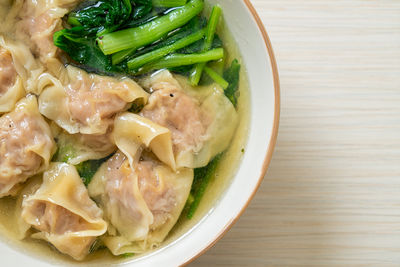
top-left (191, 0), bottom-right (400, 266)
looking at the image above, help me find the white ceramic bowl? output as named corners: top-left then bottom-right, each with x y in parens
top-left (1, 0), bottom-right (279, 266)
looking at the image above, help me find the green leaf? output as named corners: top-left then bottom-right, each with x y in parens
top-left (128, 99), bottom-right (145, 113)
top-left (55, 0), bottom-right (155, 74)
top-left (97, 0), bottom-right (204, 55)
top-left (51, 143), bottom-right (77, 163)
top-left (152, 0), bottom-right (187, 8)
top-left (223, 59), bottom-right (241, 107)
top-left (54, 27), bottom-right (118, 75)
top-left (130, 16), bottom-right (204, 59)
top-left (186, 154), bottom-right (222, 219)
top-left (177, 34), bottom-right (222, 54)
top-left (75, 156), bottom-right (111, 186)
top-left (68, 0), bottom-right (134, 35)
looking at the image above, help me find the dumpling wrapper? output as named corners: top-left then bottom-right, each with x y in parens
top-left (140, 70), bottom-right (239, 169)
top-left (0, 35), bottom-right (44, 95)
top-left (89, 152), bottom-right (154, 244)
top-left (39, 65), bottom-right (149, 135)
top-left (88, 152), bottom-right (193, 255)
top-left (21, 163), bottom-right (108, 261)
top-left (0, 95), bottom-right (55, 197)
top-left (0, 44), bottom-right (24, 113)
top-left (113, 112), bottom-right (176, 170)
top-left (184, 84), bottom-right (239, 167)
top-left (13, 0), bottom-right (80, 65)
top-left (52, 123), bottom-right (116, 165)
top-left (0, 34), bottom-right (46, 112)
top-left (14, 175), bottom-right (42, 240)
top-left (142, 163), bottom-right (194, 246)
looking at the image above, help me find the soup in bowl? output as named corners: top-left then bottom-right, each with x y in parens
top-left (0, 0), bottom-right (279, 265)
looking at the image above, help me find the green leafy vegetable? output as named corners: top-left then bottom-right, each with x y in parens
top-left (111, 9), bottom-right (205, 65)
top-left (54, 0), bottom-right (237, 85)
top-left (76, 157), bottom-right (110, 186)
top-left (135, 48), bottom-right (224, 75)
top-left (52, 143), bottom-right (77, 163)
top-left (223, 59), bottom-right (241, 107)
top-left (186, 154), bottom-right (222, 219)
top-left (127, 28), bottom-right (205, 71)
top-left (121, 7), bottom-right (169, 31)
top-left (97, 0), bottom-right (204, 55)
top-left (67, 0), bottom-right (133, 36)
top-left (131, 0), bottom-right (153, 20)
top-left (53, 27), bottom-right (116, 75)
top-left (52, 140), bottom-right (111, 186)
top-left (132, 16), bottom-right (205, 57)
top-left (54, 0), bottom-right (154, 74)
top-left (189, 5), bottom-right (221, 86)
top-left (129, 104), bottom-right (145, 114)
top-left (67, 0), bottom-right (154, 34)
top-left (176, 34), bottom-right (221, 55)
top-left (115, 15), bottom-right (205, 65)
top-left (204, 66), bottom-right (228, 89)
top-left (164, 34), bottom-right (221, 76)
top-left (152, 0), bottom-right (187, 7)
top-left (208, 55), bottom-right (225, 75)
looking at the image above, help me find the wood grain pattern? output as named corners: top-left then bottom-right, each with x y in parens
top-left (190, 0), bottom-right (400, 266)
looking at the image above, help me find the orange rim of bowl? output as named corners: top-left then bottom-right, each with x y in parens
top-left (181, 0), bottom-right (281, 266)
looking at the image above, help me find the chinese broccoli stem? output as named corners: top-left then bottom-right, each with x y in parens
top-left (112, 48), bottom-right (136, 65)
top-left (211, 55), bottom-right (226, 75)
top-left (66, 16), bottom-right (81, 27)
top-left (136, 48), bottom-right (224, 74)
top-left (127, 28), bottom-right (205, 70)
top-left (97, 0), bottom-right (204, 55)
top-left (189, 5), bottom-right (221, 85)
top-left (152, 0), bottom-right (187, 7)
top-left (204, 66), bottom-right (229, 89)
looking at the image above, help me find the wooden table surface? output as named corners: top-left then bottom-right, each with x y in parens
top-left (191, 1), bottom-right (400, 266)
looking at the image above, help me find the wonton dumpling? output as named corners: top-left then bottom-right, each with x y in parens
top-left (113, 112), bottom-right (176, 170)
top-left (140, 70), bottom-right (238, 168)
top-left (0, 44), bottom-right (24, 113)
top-left (21, 163), bottom-right (108, 261)
top-left (89, 152), bottom-right (153, 244)
top-left (181, 81), bottom-right (239, 167)
top-left (15, 0), bottom-right (80, 64)
top-left (0, 35), bottom-right (44, 95)
top-left (137, 157), bottom-right (194, 246)
top-left (88, 151), bottom-right (193, 255)
top-left (39, 66), bottom-right (149, 135)
top-left (0, 95), bottom-right (55, 197)
top-left (53, 125), bottom-right (116, 165)
top-left (14, 175), bottom-right (42, 240)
